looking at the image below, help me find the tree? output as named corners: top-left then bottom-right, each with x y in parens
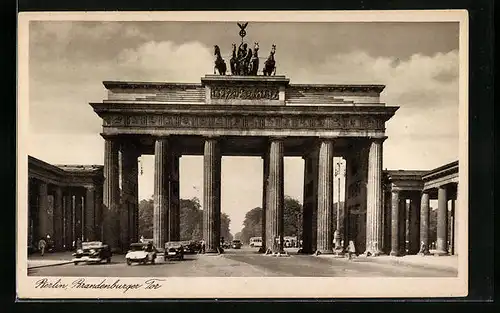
top-left (138, 196), bottom-right (232, 242)
top-left (283, 196), bottom-right (302, 236)
top-left (234, 232), bottom-right (242, 240)
top-left (239, 195), bottom-right (305, 244)
top-left (221, 213), bottom-right (233, 242)
top-left (138, 198), bottom-right (154, 238)
top-left (240, 207), bottom-right (262, 244)
top-left (180, 198), bottom-right (202, 240)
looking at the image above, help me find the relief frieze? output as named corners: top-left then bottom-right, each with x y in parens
top-left (117, 114), bottom-right (385, 131)
top-left (211, 86), bottom-right (279, 100)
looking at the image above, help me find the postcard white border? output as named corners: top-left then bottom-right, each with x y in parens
top-left (17, 10), bottom-right (469, 299)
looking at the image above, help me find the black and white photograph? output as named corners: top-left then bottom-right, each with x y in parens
top-left (17, 11), bottom-right (468, 298)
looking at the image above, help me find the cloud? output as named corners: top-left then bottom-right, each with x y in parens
top-left (116, 41), bottom-right (213, 81)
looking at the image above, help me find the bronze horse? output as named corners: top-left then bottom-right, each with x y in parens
top-left (230, 44), bottom-right (237, 75)
top-left (248, 42), bottom-right (259, 75)
top-left (263, 44), bottom-right (276, 76)
top-left (214, 45), bottom-right (227, 75)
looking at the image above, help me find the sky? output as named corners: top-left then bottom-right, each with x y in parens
top-left (27, 21), bottom-right (460, 234)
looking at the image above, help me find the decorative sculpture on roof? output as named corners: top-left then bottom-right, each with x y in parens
top-left (237, 22), bottom-right (248, 38)
top-left (248, 42), bottom-right (259, 75)
top-left (213, 22), bottom-right (276, 76)
top-left (213, 45), bottom-right (227, 75)
top-left (263, 44), bottom-right (276, 76)
top-left (214, 22), bottom-right (276, 76)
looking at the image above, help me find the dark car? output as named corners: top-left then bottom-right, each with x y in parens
top-left (165, 241), bottom-right (184, 260)
top-left (72, 241), bottom-right (112, 265)
top-left (231, 240), bottom-right (242, 249)
top-left (181, 240), bottom-right (201, 254)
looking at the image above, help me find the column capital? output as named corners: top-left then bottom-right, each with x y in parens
top-left (85, 185), bottom-right (96, 191)
top-left (369, 136), bottom-right (388, 144)
top-left (100, 133), bottom-right (122, 141)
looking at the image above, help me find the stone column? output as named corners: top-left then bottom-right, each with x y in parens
top-left (121, 144), bottom-right (139, 249)
top-left (316, 139), bottom-right (334, 254)
top-left (64, 191), bottom-right (73, 249)
top-left (450, 199), bottom-right (455, 255)
top-left (398, 198), bottom-right (407, 255)
top-left (84, 186), bottom-right (95, 241)
top-left (266, 138), bottom-right (285, 254)
top-left (301, 155), bottom-right (313, 254)
top-left (408, 194), bottom-right (421, 254)
top-left (364, 138), bottom-right (384, 256)
top-left (436, 186), bottom-right (448, 255)
top-left (102, 138), bottom-right (120, 251)
top-left (310, 149), bottom-right (319, 253)
top-left (153, 137), bottom-right (169, 250)
top-left (390, 190), bottom-right (400, 256)
top-left (418, 191), bottom-right (431, 255)
top-left (168, 154), bottom-right (180, 241)
top-left (94, 185), bottom-right (103, 241)
top-left (203, 137), bottom-right (221, 253)
top-left (38, 181), bottom-right (49, 240)
top-left (261, 153), bottom-right (269, 252)
top-left (74, 192), bottom-right (83, 242)
top-left (53, 186), bottom-right (63, 251)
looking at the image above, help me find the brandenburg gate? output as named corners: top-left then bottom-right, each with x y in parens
top-left (90, 73), bottom-right (398, 255)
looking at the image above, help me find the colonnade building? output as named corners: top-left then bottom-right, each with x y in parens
top-left (28, 156), bottom-right (103, 251)
top-left (27, 74), bottom-right (459, 257)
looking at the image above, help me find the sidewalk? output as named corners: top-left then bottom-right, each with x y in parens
top-left (353, 254), bottom-right (459, 272)
top-left (28, 252), bottom-right (77, 269)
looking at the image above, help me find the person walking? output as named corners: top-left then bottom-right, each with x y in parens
top-left (38, 237), bottom-right (47, 256)
top-left (347, 240), bottom-right (356, 260)
top-left (200, 239), bottom-right (206, 254)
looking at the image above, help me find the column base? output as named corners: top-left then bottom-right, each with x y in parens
top-left (264, 249), bottom-right (289, 257)
top-left (418, 251), bottom-right (432, 256)
top-left (314, 249), bottom-right (334, 256)
top-left (433, 250), bottom-right (450, 256)
top-left (390, 250), bottom-right (401, 257)
top-left (298, 248), bottom-right (314, 254)
top-left (362, 250), bottom-right (384, 257)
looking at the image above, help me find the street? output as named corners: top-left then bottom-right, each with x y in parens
top-left (28, 246), bottom-right (457, 277)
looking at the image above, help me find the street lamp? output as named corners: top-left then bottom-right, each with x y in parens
top-left (296, 211), bottom-right (302, 248)
top-left (334, 160), bottom-right (346, 253)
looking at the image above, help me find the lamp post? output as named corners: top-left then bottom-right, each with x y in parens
top-left (296, 211), bottom-right (302, 248)
top-left (334, 160), bottom-right (345, 252)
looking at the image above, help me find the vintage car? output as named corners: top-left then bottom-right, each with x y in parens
top-left (125, 242), bottom-right (158, 265)
top-left (164, 241), bottom-right (184, 260)
top-left (72, 241), bottom-right (112, 265)
top-left (231, 240), bottom-right (242, 249)
top-left (181, 240), bottom-right (202, 254)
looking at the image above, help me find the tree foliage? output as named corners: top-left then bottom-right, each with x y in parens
top-left (138, 196), bottom-right (232, 241)
top-left (239, 196), bottom-right (304, 244)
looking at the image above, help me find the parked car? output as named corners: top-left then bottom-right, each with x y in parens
top-left (231, 240), bottom-right (242, 249)
top-left (125, 242), bottom-right (158, 265)
top-left (72, 241), bottom-right (112, 265)
top-left (165, 241), bottom-right (184, 260)
top-left (181, 240), bottom-right (201, 254)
